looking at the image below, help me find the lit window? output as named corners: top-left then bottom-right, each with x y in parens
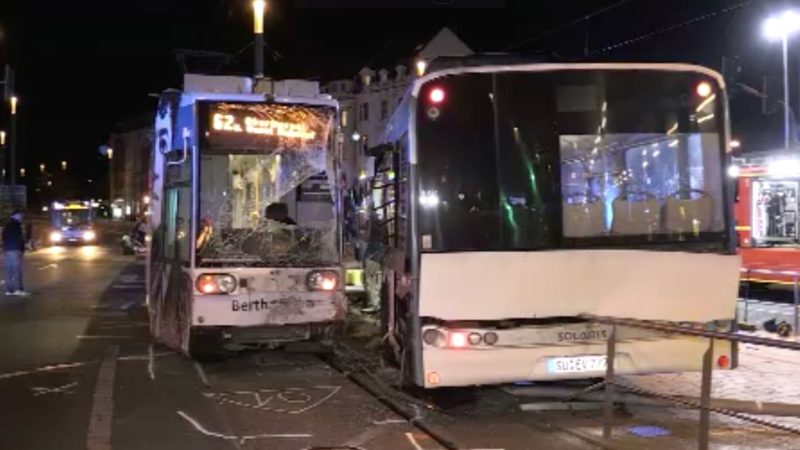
top-left (341, 109), bottom-right (349, 127)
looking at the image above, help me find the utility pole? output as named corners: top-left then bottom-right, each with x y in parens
top-left (1, 65), bottom-right (13, 185)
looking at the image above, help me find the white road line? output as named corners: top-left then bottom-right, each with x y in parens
top-left (371, 418), bottom-right (406, 425)
top-left (37, 263), bottom-right (58, 270)
top-left (147, 345), bottom-right (155, 381)
top-left (86, 346), bottom-right (119, 450)
top-left (77, 335), bottom-right (134, 340)
top-left (0, 361), bottom-right (88, 381)
top-left (117, 351), bottom-right (174, 361)
top-left (405, 432), bottom-right (425, 450)
top-left (193, 362), bottom-right (210, 387)
top-left (31, 382), bottom-right (78, 396)
top-left (176, 410), bottom-right (311, 444)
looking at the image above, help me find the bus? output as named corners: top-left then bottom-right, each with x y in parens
top-left (361, 59), bottom-right (741, 388)
top-left (731, 150), bottom-right (800, 290)
top-left (48, 201), bottom-right (96, 245)
top-left (147, 84), bottom-right (344, 356)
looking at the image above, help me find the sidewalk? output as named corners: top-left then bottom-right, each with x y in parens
top-left (620, 331), bottom-right (800, 429)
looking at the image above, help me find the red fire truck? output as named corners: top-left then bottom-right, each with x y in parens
top-left (732, 150), bottom-right (800, 289)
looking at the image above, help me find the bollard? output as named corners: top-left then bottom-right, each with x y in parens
top-left (794, 276), bottom-right (799, 337)
top-left (603, 325), bottom-right (617, 440)
top-left (698, 338), bottom-right (714, 450)
top-left (744, 269), bottom-right (751, 323)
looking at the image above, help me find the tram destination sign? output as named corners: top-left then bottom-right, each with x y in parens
top-left (203, 102), bottom-right (333, 151)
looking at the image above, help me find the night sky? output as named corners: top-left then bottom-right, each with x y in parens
top-left (0, 0), bottom-right (797, 198)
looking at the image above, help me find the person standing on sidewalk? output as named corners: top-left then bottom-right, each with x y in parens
top-left (3, 210), bottom-right (29, 296)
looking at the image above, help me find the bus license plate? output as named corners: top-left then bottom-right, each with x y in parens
top-left (547, 355), bottom-right (607, 374)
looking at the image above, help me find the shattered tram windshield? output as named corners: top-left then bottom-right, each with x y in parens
top-left (197, 102), bottom-right (338, 267)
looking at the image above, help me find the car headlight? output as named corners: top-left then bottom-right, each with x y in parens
top-left (83, 230), bottom-right (96, 241)
top-left (306, 270), bottom-right (339, 291)
top-left (49, 231), bottom-right (62, 243)
top-left (195, 274), bottom-right (237, 295)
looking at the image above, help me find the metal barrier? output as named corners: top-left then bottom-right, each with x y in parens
top-left (580, 314), bottom-right (800, 450)
top-left (739, 267), bottom-right (800, 336)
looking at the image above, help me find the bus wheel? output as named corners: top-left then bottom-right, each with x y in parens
top-left (188, 328), bottom-right (224, 361)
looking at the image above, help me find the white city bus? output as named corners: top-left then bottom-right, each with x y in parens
top-left (147, 86), bottom-right (345, 356)
top-left (364, 58), bottom-right (741, 387)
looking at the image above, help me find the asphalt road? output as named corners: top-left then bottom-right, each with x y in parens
top-left (0, 236), bottom-right (790, 450)
top-left (0, 243), bottom-right (446, 450)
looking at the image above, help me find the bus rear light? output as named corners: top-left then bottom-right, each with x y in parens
top-left (429, 87), bottom-right (445, 104)
top-left (696, 81), bottom-right (713, 98)
top-left (717, 355), bottom-right (730, 369)
top-left (196, 274), bottom-right (236, 295)
top-left (423, 328), bottom-right (446, 347)
top-left (468, 332), bottom-right (482, 345)
top-left (306, 270), bottom-right (339, 291)
top-left (448, 331), bottom-right (468, 348)
top-left (427, 371), bottom-right (441, 386)
top-left (484, 332), bottom-right (499, 345)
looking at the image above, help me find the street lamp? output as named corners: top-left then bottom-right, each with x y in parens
top-left (252, 0), bottom-right (267, 78)
top-left (39, 163), bottom-right (45, 174)
top-left (415, 59), bottom-right (427, 77)
top-left (61, 160), bottom-right (67, 171)
top-left (763, 10), bottom-right (800, 149)
top-left (19, 168), bottom-right (24, 177)
top-left (0, 130), bottom-right (5, 146)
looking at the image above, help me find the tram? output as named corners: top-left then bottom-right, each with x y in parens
top-left (359, 58), bottom-right (741, 387)
top-left (147, 78), bottom-right (345, 356)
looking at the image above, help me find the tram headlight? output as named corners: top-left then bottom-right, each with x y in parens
top-left (82, 229), bottom-right (96, 241)
top-left (49, 231), bottom-right (63, 243)
top-left (196, 274), bottom-right (237, 295)
top-left (306, 270), bottom-right (339, 291)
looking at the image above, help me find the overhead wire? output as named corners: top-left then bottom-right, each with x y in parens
top-left (503, 0), bottom-right (638, 51)
top-left (586, 0), bottom-right (759, 56)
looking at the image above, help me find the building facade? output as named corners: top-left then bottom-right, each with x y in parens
top-left (321, 28), bottom-right (472, 186)
top-left (109, 115), bottom-right (152, 219)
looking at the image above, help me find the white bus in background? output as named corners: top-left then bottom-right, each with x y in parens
top-left (363, 58), bottom-right (740, 387)
top-left (147, 77), bottom-right (345, 357)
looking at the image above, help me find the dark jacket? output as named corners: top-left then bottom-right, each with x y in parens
top-left (2, 218), bottom-right (24, 252)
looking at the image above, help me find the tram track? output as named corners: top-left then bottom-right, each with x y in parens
top-left (321, 341), bottom-right (461, 450)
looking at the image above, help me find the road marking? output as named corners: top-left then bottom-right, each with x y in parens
top-left (193, 362), bottom-right (210, 387)
top-left (176, 410), bottom-right (311, 444)
top-left (203, 386), bottom-right (341, 414)
top-left (147, 345), bottom-right (155, 380)
top-left (117, 351), bottom-right (174, 361)
top-left (0, 361), bottom-right (88, 381)
top-left (405, 432), bottom-right (425, 450)
top-left (86, 346), bottom-right (119, 450)
top-left (372, 417), bottom-right (406, 425)
top-left (38, 263), bottom-right (58, 270)
top-left (31, 382), bottom-right (78, 396)
top-left (77, 335), bottom-right (134, 340)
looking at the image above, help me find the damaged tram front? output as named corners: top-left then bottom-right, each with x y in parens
top-left (148, 92), bottom-right (344, 356)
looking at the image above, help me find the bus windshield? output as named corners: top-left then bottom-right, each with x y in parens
top-left (53, 209), bottom-right (91, 227)
top-left (415, 69), bottom-right (728, 252)
top-left (196, 102), bottom-right (338, 267)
